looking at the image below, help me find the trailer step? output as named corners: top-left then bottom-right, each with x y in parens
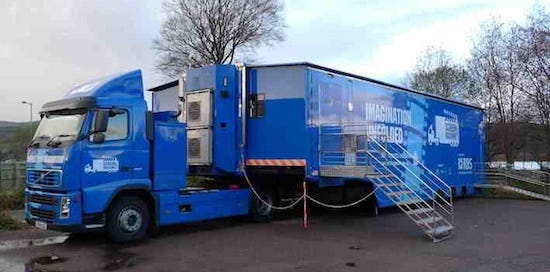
top-left (385, 190), bottom-right (415, 197)
top-left (405, 207), bottom-right (433, 216)
top-left (428, 225), bottom-right (454, 237)
top-left (366, 173), bottom-right (395, 179)
top-left (179, 187), bottom-right (220, 196)
top-left (395, 199), bottom-right (423, 206)
top-left (415, 216), bottom-right (443, 225)
top-left (381, 182), bottom-right (406, 188)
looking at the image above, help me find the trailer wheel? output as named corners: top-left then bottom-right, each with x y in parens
top-left (250, 188), bottom-right (274, 222)
top-left (106, 196), bottom-right (150, 243)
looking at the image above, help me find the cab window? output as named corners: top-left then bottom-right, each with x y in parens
top-left (104, 111), bottom-right (128, 141)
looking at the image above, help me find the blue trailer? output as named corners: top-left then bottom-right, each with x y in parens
top-left (25, 63), bottom-right (485, 242)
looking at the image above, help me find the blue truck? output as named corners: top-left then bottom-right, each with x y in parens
top-left (25, 63), bottom-right (485, 242)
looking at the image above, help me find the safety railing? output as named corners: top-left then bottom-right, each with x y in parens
top-left (384, 142), bottom-right (453, 202)
top-left (475, 162), bottom-right (550, 196)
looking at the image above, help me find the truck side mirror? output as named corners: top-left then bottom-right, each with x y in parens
top-left (89, 133), bottom-right (105, 144)
top-left (92, 110), bottom-right (109, 133)
top-left (88, 110), bottom-right (109, 144)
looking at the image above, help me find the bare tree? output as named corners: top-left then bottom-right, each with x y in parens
top-left (468, 18), bottom-right (530, 162)
top-left (407, 6), bottom-right (550, 163)
top-left (405, 47), bottom-right (473, 99)
top-left (154, 0), bottom-right (286, 77)
top-left (514, 5), bottom-right (550, 160)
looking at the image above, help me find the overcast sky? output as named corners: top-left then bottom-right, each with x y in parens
top-left (0, 0), bottom-right (546, 122)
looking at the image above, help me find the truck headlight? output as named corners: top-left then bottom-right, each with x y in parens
top-left (60, 197), bottom-right (71, 219)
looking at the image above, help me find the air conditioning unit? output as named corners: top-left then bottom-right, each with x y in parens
top-left (187, 129), bottom-right (212, 165)
top-left (185, 90), bottom-right (212, 128)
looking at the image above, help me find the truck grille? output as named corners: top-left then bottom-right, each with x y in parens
top-left (27, 169), bottom-right (62, 186)
top-left (29, 207), bottom-right (56, 221)
top-left (28, 194), bottom-right (57, 205)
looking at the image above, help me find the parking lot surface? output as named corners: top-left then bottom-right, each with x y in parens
top-left (1, 198), bottom-right (550, 272)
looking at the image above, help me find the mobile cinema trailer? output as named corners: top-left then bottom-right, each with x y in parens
top-left (150, 62), bottom-right (485, 242)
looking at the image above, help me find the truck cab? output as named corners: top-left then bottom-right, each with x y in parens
top-left (26, 70), bottom-right (175, 242)
top-left (25, 68), bottom-right (255, 242)
top-left (26, 71), bottom-right (158, 242)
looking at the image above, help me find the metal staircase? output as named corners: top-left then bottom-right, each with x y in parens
top-left (318, 123), bottom-right (454, 242)
top-left (365, 138), bottom-right (454, 242)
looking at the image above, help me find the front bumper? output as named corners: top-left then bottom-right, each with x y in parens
top-left (25, 217), bottom-right (83, 233)
top-left (25, 188), bottom-right (105, 233)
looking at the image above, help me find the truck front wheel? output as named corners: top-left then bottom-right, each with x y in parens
top-left (106, 196), bottom-right (150, 243)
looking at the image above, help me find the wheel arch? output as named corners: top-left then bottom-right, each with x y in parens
top-left (344, 178), bottom-right (378, 209)
top-left (105, 186), bottom-right (156, 227)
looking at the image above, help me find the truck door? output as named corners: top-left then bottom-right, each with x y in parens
top-left (81, 108), bottom-right (134, 213)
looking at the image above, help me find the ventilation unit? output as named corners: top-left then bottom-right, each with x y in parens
top-left (187, 129), bottom-right (212, 165)
top-left (185, 90), bottom-right (212, 128)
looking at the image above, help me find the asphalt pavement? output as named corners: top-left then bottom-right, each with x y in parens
top-left (1, 197), bottom-right (550, 272)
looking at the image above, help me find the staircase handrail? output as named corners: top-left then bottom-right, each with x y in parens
top-left (367, 150), bottom-right (453, 235)
top-left (389, 143), bottom-right (453, 200)
top-left (367, 137), bottom-right (453, 216)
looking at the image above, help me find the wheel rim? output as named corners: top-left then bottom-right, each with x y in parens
top-left (256, 194), bottom-right (272, 216)
top-left (118, 206), bottom-right (142, 234)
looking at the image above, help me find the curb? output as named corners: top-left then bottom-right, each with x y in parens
top-left (0, 234), bottom-right (69, 251)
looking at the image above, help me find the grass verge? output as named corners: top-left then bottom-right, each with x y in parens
top-left (0, 212), bottom-right (21, 231)
top-left (0, 189), bottom-right (24, 211)
top-left (0, 189), bottom-right (24, 231)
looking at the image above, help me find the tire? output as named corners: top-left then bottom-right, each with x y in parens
top-left (106, 196), bottom-right (150, 243)
top-left (249, 188), bottom-right (274, 222)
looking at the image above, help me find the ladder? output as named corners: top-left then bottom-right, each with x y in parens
top-left (364, 137), bottom-right (454, 242)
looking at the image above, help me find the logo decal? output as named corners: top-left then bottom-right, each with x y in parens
top-left (84, 157), bottom-right (119, 174)
top-left (428, 110), bottom-right (460, 147)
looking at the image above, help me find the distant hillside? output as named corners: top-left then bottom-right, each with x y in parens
top-left (0, 121), bottom-right (38, 160)
top-left (0, 121), bottom-right (28, 128)
top-left (0, 121), bottom-right (36, 140)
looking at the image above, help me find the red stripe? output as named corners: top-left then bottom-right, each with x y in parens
top-left (246, 159), bottom-right (306, 167)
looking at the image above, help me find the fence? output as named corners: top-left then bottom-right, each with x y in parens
top-left (0, 161), bottom-right (26, 191)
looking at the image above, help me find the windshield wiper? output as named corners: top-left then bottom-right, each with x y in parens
top-left (28, 134), bottom-right (50, 148)
top-left (46, 134), bottom-right (75, 148)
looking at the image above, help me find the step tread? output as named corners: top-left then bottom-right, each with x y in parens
top-left (415, 216), bottom-right (444, 225)
top-left (406, 207), bottom-right (434, 215)
top-left (366, 173), bottom-right (395, 179)
top-left (383, 183), bottom-right (406, 188)
top-left (386, 190), bottom-right (414, 197)
top-left (179, 187), bottom-right (220, 195)
top-left (383, 182), bottom-right (405, 187)
top-left (428, 225), bottom-right (454, 237)
top-left (395, 199), bottom-right (423, 206)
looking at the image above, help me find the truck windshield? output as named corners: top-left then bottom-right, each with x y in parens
top-left (32, 111), bottom-right (86, 146)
